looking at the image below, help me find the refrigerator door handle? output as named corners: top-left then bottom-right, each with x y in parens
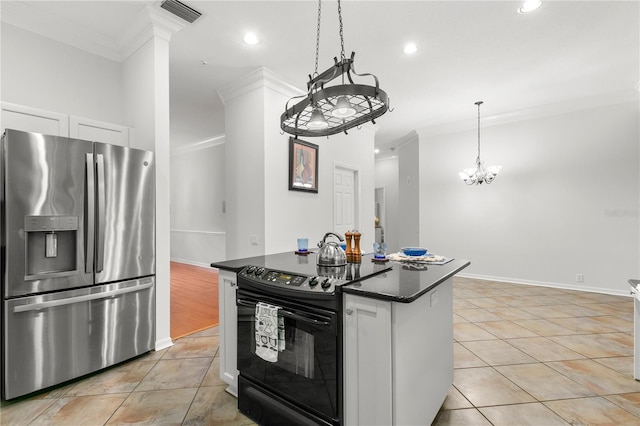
top-left (85, 153), bottom-right (95, 273)
top-left (96, 153), bottom-right (106, 273)
top-left (13, 280), bottom-right (153, 313)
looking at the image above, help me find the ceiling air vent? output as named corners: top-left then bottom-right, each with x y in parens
top-left (160, 0), bottom-right (202, 23)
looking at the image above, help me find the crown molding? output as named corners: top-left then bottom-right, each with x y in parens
top-left (171, 134), bottom-right (226, 156)
top-left (394, 130), bottom-right (419, 149)
top-left (218, 67), bottom-right (303, 105)
top-left (0, 3), bottom-right (184, 62)
top-left (1, 1), bottom-right (123, 61)
top-left (119, 6), bottom-right (185, 60)
top-left (418, 89), bottom-right (640, 138)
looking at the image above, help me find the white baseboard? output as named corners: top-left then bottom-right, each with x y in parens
top-left (170, 258), bottom-right (212, 268)
top-left (456, 272), bottom-right (633, 298)
top-left (155, 337), bottom-right (174, 351)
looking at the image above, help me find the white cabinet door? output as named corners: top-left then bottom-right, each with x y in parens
top-left (1, 102), bottom-right (69, 136)
top-left (343, 294), bottom-right (392, 426)
top-left (69, 116), bottom-right (130, 147)
top-left (218, 269), bottom-right (238, 396)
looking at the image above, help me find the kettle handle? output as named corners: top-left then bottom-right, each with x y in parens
top-left (322, 232), bottom-right (344, 243)
top-left (317, 232), bottom-right (344, 248)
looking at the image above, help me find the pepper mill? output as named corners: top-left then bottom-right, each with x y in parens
top-left (352, 231), bottom-right (362, 263)
top-left (344, 231), bottom-right (353, 262)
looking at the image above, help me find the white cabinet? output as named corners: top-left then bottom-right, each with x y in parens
top-left (1, 102), bottom-right (131, 147)
top-left (218, 269), bottom-right (238, 396)
top-left (344, 279), bottom-right (454, 425)
top-left (1, 102), bottom-right (69, 136)
top-left (343, 295), bottom-right (392, 426)
top-left (69, 116), bottom-right (130, 146)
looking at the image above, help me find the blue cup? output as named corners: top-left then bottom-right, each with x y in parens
top-left (297, 238), bottom-right (309, 252)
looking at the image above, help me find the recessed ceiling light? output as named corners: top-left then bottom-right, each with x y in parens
top-left (243, 32), bottom-right (259, 45)
top-left (518, 0), bottom-right (542, 14)
top-left (403, 43), bottom-right (418, 55)
top-left (374, 148), bottom-right (380, 154)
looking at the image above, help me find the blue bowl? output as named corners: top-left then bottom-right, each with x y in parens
top-left (401, 247), bottom-right (428, 256)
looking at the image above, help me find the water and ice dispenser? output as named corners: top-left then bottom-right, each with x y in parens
top-left (24, 215), bottom-right (78, 279)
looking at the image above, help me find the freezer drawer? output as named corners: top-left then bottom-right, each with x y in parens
top-left (2, 277), bottom-right (155, 399)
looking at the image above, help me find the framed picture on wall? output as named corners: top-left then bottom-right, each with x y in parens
top-left (289, 137), bottom-right (319, 193)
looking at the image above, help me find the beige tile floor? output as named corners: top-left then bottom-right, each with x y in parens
top-left (1, 277), bottom-right (639, 425)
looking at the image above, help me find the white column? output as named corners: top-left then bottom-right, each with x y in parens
top-left (121, 6), bottom-right (184, 350)
top-left (218, 68), bottom-right (302, 260)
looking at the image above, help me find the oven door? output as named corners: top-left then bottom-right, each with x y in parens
top-left (236, 288), bottom-right (339, 425)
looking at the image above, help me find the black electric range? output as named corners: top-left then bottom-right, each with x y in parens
top-left (214, 251), bottom-right (390, 426)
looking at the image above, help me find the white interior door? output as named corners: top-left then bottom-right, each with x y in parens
top-left (334, 166), bottom-right (357, 238)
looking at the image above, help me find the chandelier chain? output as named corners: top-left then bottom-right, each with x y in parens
top-left (314, 0), bottom-right (322, 76)
top-left (476, 101), bottom-right (482, 164)
top-left (337, 0), bottom-right (345, 60)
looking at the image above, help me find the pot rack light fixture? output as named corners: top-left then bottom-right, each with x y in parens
top-left (458, 101), bottom-right (502, 185)
top-left (518, 0), bottom-right (543, 14)
top-left (280, 0), bottom-right (390, 137)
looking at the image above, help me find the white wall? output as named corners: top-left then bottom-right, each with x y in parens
top-left (418, 100), bottom-right (640, 295)
top-left (398, 134), bottom-right (420, 248)
top-left (1, 23), bottom-right (123, 125)
top-left (171, 141), bottom-right (226, 266)
top-left (264, 128), bottom-right (377, 256)
top-left (219, 69), bottom-right (268, 260)
top-left (375, 156), bottom-right (400, 253)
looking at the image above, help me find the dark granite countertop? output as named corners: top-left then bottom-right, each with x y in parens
top-left (341, 258), bottom-right (470, 303)
top-left (212, 252), bottom-right (469, 303)
top-left (211, 251), bottom-right (392, 281)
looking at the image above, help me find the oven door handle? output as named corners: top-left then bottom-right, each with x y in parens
top-left (237, 298), bottom-right (332, 326)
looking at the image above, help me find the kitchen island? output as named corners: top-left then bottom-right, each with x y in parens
top-left (211, 252), bottom-right (469, 425)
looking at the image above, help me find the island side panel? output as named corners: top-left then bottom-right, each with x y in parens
top-left (392, 278), bottom-right (454, 425)
top-left (218, 269), bottom-right (238, 395)
top-left (635, 291), bottom-right (639, 380)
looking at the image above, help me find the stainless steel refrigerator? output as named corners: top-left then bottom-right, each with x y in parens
top-left (1, 129), bottom-right (156, 399)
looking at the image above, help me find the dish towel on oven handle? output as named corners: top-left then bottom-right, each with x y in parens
top-left (255, 302), bottom-right (286, 362)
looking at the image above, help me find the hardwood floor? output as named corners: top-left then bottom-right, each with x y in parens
top-left (170, 262), bottom-right (219, 340)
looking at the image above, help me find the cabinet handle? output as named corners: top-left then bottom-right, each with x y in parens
top-left (345, 308), bottom-right (353, 315)
top-left (225, 280), bottom-right (236, 287)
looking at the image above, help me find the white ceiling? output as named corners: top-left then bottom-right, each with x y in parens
top-left (2, 1), bottom-right (638, 154)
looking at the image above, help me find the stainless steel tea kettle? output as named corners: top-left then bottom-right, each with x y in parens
top-left (316, 232), bottom-right (346, 267)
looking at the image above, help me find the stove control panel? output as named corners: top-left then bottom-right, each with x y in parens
top-left (239, 265), bottom-right (347, 294)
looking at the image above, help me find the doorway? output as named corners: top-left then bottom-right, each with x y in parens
top-left (333, 165), bottom-right (358, 237)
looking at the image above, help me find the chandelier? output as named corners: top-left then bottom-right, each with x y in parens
top-left (280, 0), bottom-right (389, 137)
top-left (458, 101), bottom-right (502, 185)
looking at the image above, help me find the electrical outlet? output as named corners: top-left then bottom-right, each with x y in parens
top-left (251, 235), bottom-right (258, 245)
top-left (576, 273), bottom-right (584, 283)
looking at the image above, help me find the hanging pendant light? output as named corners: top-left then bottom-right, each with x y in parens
top-left (307, 107), bottom-right (329, 129)
top-left (331, 96), bottom-right (357, 118)
top-left (459, 101), bottom-right (502, 185)
top-left (281, 0), bottom-right (390, 137)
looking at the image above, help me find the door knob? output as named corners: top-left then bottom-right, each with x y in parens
top-left (345, 308), bottom-right (353, 315)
